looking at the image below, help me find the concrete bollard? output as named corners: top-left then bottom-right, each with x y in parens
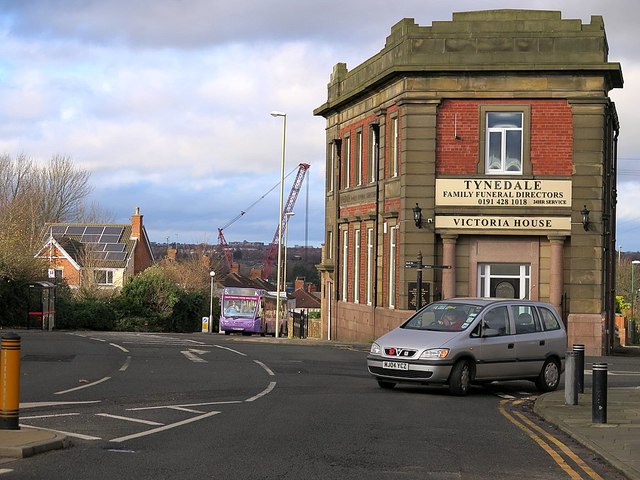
top-left (572, 344), bottom-right (585, 394)
top-left (592, 363), bottom-right (608, 424)
top-left (0, 333), bottom-right (21, 430)
top-left (564, 351), bottom-right (578, 405)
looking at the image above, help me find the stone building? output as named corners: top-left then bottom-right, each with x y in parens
top-left (314, 10), bottom-right (623, 355)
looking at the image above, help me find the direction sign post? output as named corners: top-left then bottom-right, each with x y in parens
top-left (405, 252), bottom-right (452, 311)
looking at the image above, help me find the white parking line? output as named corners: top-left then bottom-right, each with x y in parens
top-left (245, 381), bottom-right (276, 402)
top-left (19, 424), bottom-right (102, 441)
top-left (96, 413), bottom-right (164, 426)
top-left (214, 344), bottom-right (247, 356)
top-left (21, 413), bottom-right (80, 420)
top-left (110, 343), bottom-right (129, 353)
top-left (55, 376), bottom-right (111, 395)
top-left (254, 360), bottom-right (275, 376)
top-left (20, 400), bottom-right (101, 409)
top-left (119, 356), bottom-right (132, 372)
top-left (110, 410), bottom-right (220, 443)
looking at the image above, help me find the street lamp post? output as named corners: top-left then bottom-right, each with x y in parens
top-left (284, 212), bottom-right (295, 339)
top-left (271, 110), bottom-right (286, 338)
top-left (631, 261), bottom-right (640, 343)
top-left (209, 270), bottom-right (216, 333)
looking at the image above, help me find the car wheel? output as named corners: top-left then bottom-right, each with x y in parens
top-left (449, 360), bottom-right (473, 396)
top-left (377, 380), bottom-right (396, 389)
top-left (535, 358), bottom-right (560, 392)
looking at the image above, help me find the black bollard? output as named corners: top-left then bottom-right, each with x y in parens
top-left (564, 351), bottom-right (578, 405)
top-left (573, 344), bottom-right (585, 394)
top-left (592, 363), bottom-right (608, 424)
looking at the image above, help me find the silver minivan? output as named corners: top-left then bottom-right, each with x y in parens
top-left (367, 298), bottom-right (567, 395)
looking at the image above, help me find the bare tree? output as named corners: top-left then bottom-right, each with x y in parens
top-left (0, 154), bottom-right (98, 280)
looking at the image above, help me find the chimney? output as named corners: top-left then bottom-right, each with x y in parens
top-left (131, 207), bottom-right (142, 240)
top-left (231, 263), bottom-right (240, 274)
top-left (167, 247), bottom-right (177, 261)
top-left (295, 277), bottom-right (305, 292)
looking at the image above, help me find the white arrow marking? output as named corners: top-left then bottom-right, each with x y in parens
top-left (181, 350), bottom-right (207, 363)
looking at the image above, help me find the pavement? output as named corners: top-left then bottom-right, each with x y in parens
top-left (1, 337), bottom-right (639, 480)
top-left (535, 386), bottom-right (640, 480)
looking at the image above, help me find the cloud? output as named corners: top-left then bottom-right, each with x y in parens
top-left (0, 0), bottom-right (638, 250)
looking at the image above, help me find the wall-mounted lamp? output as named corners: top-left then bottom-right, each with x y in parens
top-left (413, 203), bottom-right (423, 229)
top-left (581, 205), bottom-right (590, 231)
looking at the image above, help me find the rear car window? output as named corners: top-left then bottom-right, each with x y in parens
top-left (538, 307), bottom-right (561, 331)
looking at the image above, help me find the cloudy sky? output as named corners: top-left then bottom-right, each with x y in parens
top-left (1, 1), bottom-right (639, 250)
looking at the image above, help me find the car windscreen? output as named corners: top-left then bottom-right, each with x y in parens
top-left (402, 303), bottom-right (483, 332)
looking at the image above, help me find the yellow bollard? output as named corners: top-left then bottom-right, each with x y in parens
top-left (0, 333), bottom-right (21, 430)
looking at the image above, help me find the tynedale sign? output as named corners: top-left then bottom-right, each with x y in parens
top-left (436, 179), bottom-right (572, 208)
top-left (435, 179), bottom-right (572, 233)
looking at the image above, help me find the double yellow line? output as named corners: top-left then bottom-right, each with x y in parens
top-left (498, 399), bottom-right (603, 480)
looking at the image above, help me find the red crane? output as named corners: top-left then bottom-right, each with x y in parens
top-left (217, 163), bottom-right (310, 275)
top-left (262, 163), bottom-right (310, 279)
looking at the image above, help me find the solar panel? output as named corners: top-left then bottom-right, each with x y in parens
top-left (100, 234), bottom-right (121, 243)
top-left (81, 234), bottom-right (101, 243)
top-left (85, 226), bottom-right (104, 234)
top-left (66, 226), bottom-right (85, 235)
top-left (104, 243), bottom-right (125, 252)
top-left (103, 226), bottom-right (124, 235)
top-left (90, 251), bottom-right (108, 261)
top-left (50, 225), bottom-right (66, 234)
top-left (106, 252), bottom-right (127, 261)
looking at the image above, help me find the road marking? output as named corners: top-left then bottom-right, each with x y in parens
top-left (584, 370), bottom-right (640, 376)
top-left (245, 381), bottom-right (276, 402)
top-left (21, 413), bottom-right (80, 420)
top-left (110, 342), bottom-right (129, 353)
top-left (110, 410), bottom-right (220, 443)
top-left (254, 360), bottom-right (275, 376)
top-left (119, 356), bottom-right (132, 372)
top-left (90, 337), bottom-right (106, 342)
top-left (96, 413), bottom-right (164, 426)
top-left (181, 350), bottom-right (207, 363)
top-left (498, 400), bottom-right (603, 480)
top-left (19, 424), bottom-right (102, 441)
top-left (512, 410), bottom-right (603, 480)
top-left (0, 469), bottom-right (13, 475)
top-left (166, 406), bottom-right (205, 414)
top-left (20, 400), bottom-right (101, 409)
top-left (184, 339), bottom-right (206, 345)
top-left (128, 400), bottom-right (241, 411)
top-left (214, 344), bottom-right (247, 356)
top-left (55, 376), bottom-right (111, 395)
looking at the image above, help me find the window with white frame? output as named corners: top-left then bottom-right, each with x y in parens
top-left (94, 269), bottom-right (114, 285)
top-left (344, 136), bottom-right (351, 189)
top-left (366, 227), bottom-right (373, 305)
top-left (369, 127), bottom-right (376, 183)
top-left (390, 116), bottom-right (398, 177)
top-left (355, 131), bottom-right (362, 186)
top-left (327, 230), bottom-right (333, 260)
top-left (486, 112), bottom-right (523, 174)
top-left (327, 142), bottom-right (335, 193)
top-left (478, 263), bottom-right (531, 299)
top-left (342, 230), bottom-right (348, 301)
top-left (354, 229), bottom-right (360, 303)
top-left (389, 225), bottom-right (397, 308)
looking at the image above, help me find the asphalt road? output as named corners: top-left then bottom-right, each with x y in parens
top-left (2, 331), bottom-right (632, 479)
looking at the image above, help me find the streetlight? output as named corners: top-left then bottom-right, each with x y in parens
top-left (271, 110), bottom-right (286, 338)
top-left (209, 270), bottom-right (216, 333)
top-left (284, 212), bottom-right (295, 339)
top-left (632, 260), bottom-right (640, 343)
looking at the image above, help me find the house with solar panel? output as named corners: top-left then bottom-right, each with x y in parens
top-left (36, 207), bottom-right (154, 290)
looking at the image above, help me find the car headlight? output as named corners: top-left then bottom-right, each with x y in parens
top-left (420, 348), bottom-right (449, 360)
top-left (370, 342), bottom-right (381, 355)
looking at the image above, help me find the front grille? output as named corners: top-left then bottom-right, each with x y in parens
top-left (369, 366), bottom-right (433, 379)
top-left (384, 348), bottom-right (417, 358)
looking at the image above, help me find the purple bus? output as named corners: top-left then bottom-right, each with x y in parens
top-left (220, 287), bottom-right (289, 336)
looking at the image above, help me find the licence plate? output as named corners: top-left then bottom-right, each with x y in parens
top-left (383, 361), bottom-right (409, 371)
